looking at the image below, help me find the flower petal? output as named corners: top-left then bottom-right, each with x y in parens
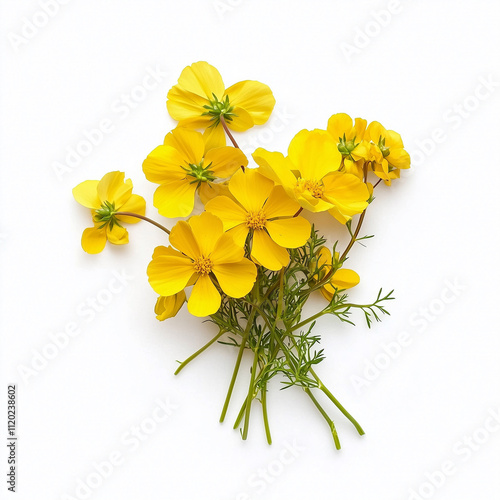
top-left (204, 146), bottom-right (248, 178)
top-left (227, 224), bottom-right (249, 247)
top-left (169, 220), bottom-right (200, 259)
top-left (224, 80), bottom-right (276, 126)
top-left (97, 171), bottom-right (132, 206)
top-left (205, 195), bottom-right (248, 230)
top-left (188, 275), bottom-right (221, 317)
top-left (106, 224), bottom-right (129, 245)
top-left (263, 185), bottom-right (301, 218)
top-left (117, 194), bottom-right (146, 224)
top-left (213, 259), bottom-right (257, 298)
top-left (142, 145), bottom-right (188, 184)
top-left (203, 124), bottom-right (226, 151)
top-left (198, 181), bottom-right (233, 205)
top-left (147, 255), bottom-right (195, 296)
top-left (229, 168), bottom-right (274, 213)
top-left (325, 268), bottom-right (360, 293)
top-left (167, 86), bottom-right (211, 123)
top-left (73, 180), bottom-right (100, 209)
top-left (155, 291), bottom-right (186, 320)
top-left (81, 227), bottom-right (107, 254)
top-left (252, 148), bottom-right (297, 189)
top-left (177, 61), bottom-right (225, 100)
top-left (266, 216), bottom-right (311, 249)
top-left (164, 128), bottom-right (205, 165)
top-left (153, 180), bottom-right (197, 218)
top-left (188, 212), bottom-right (224, 256)
top-left (251, 229), bottom-right (289, 271)
top-left (211, 232), bottom-right (245, 263)
top-left (288, 129), bottom-right (342, 180)
top-left (327, 113), bottom-right (354, 141)
top-left (321, 172), bottom-right (370, 218)
top-left (227, 106), bottom-right (254, 132)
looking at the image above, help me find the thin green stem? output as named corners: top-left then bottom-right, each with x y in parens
top-left (304, 388), bottom-right (341, 450)
top-left (115, 212), bottom-right (170, 235)
top-left (220, 115), bottom-right (242, 153)
top-left (174, 329), bottom-right (226, 375)
top-left (219, 307), bottom-right (257, 422)
top-left (261, 380), bottom-right (272, 444)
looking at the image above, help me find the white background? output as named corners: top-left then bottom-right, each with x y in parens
top-left (1, 1), bottom-right (500, 499)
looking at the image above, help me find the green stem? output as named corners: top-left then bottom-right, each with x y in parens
top-left (261, 380), bottom-right (272, 444)
top-left (115, 212), bottom-right (170, 235)
top-left (174, 329), bottom-right (226, 375)
top-left (304, 388), bottom-right (341, 450)
top-left (219, 307), bottom-right (257, 423)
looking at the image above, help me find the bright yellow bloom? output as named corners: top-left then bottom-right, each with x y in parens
top-left (155, 291), bottom-right (186, 321)
top-left (327, 113), bottom-right (367, 155)
top-left (167, 61), bottom-right (276, 149)
top-left (364, 121), bottom-right (411, 185)
top-left (147, 212), bottom-right (257, 317)
top-left (142, 127), bottom-right (248, 218)
top-left (253, 129), bottom-right (370, 224)
top-left (73, 171), bottom-right (146, 254)
top-left (315, 246), bottom-right (360, 302)
top-left (205, 169), bottom-right (311, 271)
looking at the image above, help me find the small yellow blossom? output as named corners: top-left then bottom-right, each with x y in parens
top-left (205, 169), bottom-right (311, 271)
top-left (142, 127), bottom-right (247, 218)
top-left (155, 292), bottom-right (186, 321)
top-left (253, 129), bottom-right (370, 224)
top-left (147, 212), bottom-right (256, 317)
top-left (73, 171), bottom-right (145, 254)
top-left (167, 61), bottom-right (276, 149)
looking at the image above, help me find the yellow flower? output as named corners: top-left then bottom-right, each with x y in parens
top-left (142, 127), bottom-right (248, 218)
top-left (253, 129), bottom-right (370, 224)
top-left (167, 61), bottom-right (276, 149)
top-left (327, 113), bottom-right (367, 156)
top-left (364, 121), bottom-right (411, 185)
top-left (155, 291), bottom-right (186, 321)
top-left (205, 169), bottom-right (311, 271)
top-left (315, 247), bottom-right (359, 302)
top-left (147, 212), bottom-right (257, 317)
top-left (73, 171), bottom-right (146, 254)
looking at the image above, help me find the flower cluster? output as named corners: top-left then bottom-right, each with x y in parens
top-left (73, 62), bottom-right (410, 449)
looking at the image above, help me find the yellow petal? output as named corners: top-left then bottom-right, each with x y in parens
top-left (205, 195), bottom-right (247, 230)
top-left (327, 113), bottom-right (353, 141)
top-left (189, 212), bottom-right (224, 256)
top-left (203, 124), bottom-right (226, 151)
top-left (224, 80), bottom-right (275, 125)
top-left (73, 180), bottom-right (100, 209)
top-left (117, 194), bottom-right (146, 224)
top-left (153, 180), bottom-right (197, 218)
top-left (263, 185), bottom-right (301, 218)
top-left (251, 229), bottom-right (289, 271)
top-left (155, 291), bottom-right (186, 321)
top-left (387, 148), bottom-right (411, 169)
top-left (204, 147), bottom-right (248, 178)
top-left (321, 172), bottom-right (369, 217)
top-left (97, 171), bottom-right (132, 206)
top-left (252, 149), bottom-right (298, 194)
top-left (163, 128), bottom-right (205, 165)
top-left (166, 86), bottom-right (211, 123)
top-left (326, 268), bottom-right (360, 292)
top-left (366, 121), bottom-right (387, 144)
top-left (266, 216), bottom-right (311, 249)
top-left (188, 275), bottom-right (221, 317)
top-left (143, 145), bottom-right (188, 184)
top-left (211, 232), bottom-right (245, 263)
top-left (227, 223), bottom-right (249, 247)
top-left (81, 227), bottom-right (107, 254)
top-left (213, 259), bottom-right (257, 298)
top-left (152, 245), bottom-right (183, 259)
top-left (385, 129), bottom-right (404, 149)
top-left (227, 106), bottom-right (254, 132)
top-left (177, 61), bottom-right (225, 100)
top-left (106, 224), bottom-right (129, 245)
top-left (147, 255), bottom-right (195, 296)
top-left (288, 129), bottom-right (342, 180)
top-left (229, 168), bottom-right (274, 213)
top-left (198, 181), bottom-right (233, 205)
top-left (169, 220), bottom-right (200, 259)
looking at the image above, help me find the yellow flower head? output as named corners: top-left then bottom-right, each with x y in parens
top-left (252, 129), bottom-right (370, 224)
top-left (205, 169), bottom-right (311, 271)
top-left (155, 291), bottom-right (186, 321)
top-left (147, 212), bottom-right (257, 317)
top-left (314, 246), bottom-right (360, 302)
top-left (364, 121), bottom-right (411, 186)
top-left (167, 61), bottom-right (276, 149)
top-left (327, 113), bottom-right (367, 156)
top-left (142, 127), bottom-right (248, 218)
top-left (73, 171), bottom-right (146, 254)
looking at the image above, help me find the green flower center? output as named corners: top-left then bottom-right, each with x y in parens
top-left (337, 133), bottom-right (359, 155)
top-left (202, 93), bottom-right (236, 126)
top-left (377, 136), bottom-right (390, 158)
top-left (186, 159), bottom-right (216, 184)
top-left (93, 201), bottom-right (122, 230)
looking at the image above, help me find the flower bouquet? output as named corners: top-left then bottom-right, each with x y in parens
top-left (73, 61), bottom-right (410, 449)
